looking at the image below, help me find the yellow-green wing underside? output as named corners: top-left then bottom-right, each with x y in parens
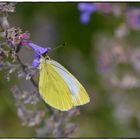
top-left (39, 58), bottom-right (90, 111)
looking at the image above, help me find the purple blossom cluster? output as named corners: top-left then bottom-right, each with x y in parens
top-left (78, 3), bottom-right (140, 30)
top-left (26, 42), bottom-right (51, 68)
top-left (94, 23), bottom-right (140, 133)
top-left (5, 27), bottom-right (51, 69)
top-left (78, 3), bottom-right (98, 24)
top-left (78, 3), bottom-right (113, 24)
top-left (127, 7), bottom-right (140, 30)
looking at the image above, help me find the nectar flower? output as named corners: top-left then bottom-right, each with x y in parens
top-left (78, 3), bottom-right (98, 24)
top-left (28, 42), bottom-right (51, 68)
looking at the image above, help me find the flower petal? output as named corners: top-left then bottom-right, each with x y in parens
top-left (80, 12), bottom-right (91, 24)
top-left (28, 42), bottom-right (50, 55)
top-left (32, 57), bottom-right (40, 68)
top-left (78, 3), bottom-right (98, 13)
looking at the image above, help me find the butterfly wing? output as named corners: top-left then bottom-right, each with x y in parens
top-left (39, 58), bottom-right (90, 111)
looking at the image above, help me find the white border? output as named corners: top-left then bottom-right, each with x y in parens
top-left (1, 0), bottom-right (140, 2)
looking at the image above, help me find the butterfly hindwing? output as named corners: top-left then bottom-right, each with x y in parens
top-left (39, 58), bottom-right (90, 111)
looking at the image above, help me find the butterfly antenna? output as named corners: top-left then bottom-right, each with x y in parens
top-left (37, 42), bottom-right (67, 58)
top-left (50, 42), bottom-right (67, 52)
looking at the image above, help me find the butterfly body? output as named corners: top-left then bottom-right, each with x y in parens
top-left (39, 56), bottom-right (90, 111)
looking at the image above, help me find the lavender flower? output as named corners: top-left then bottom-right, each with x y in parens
top-left (128, 8), bottom-right (140, 30)
top-left (27, 42), bottom-right (51, 68)
top-left (78, 3), bottom-right (126, 24)
top-left (78, 3), bottom-right (98, 24)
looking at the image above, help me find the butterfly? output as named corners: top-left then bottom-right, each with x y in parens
top-left (38, 55), bottom-right (90, 111)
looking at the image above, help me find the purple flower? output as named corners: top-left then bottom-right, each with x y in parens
top-left (80, 12), bottom-right (91, 24)
top-left (78, 3), bottom-right (98, 24)
top-left (27, 42), bottom-right (51, 68)
top-left (128, 8), bottom-right (140, 30)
